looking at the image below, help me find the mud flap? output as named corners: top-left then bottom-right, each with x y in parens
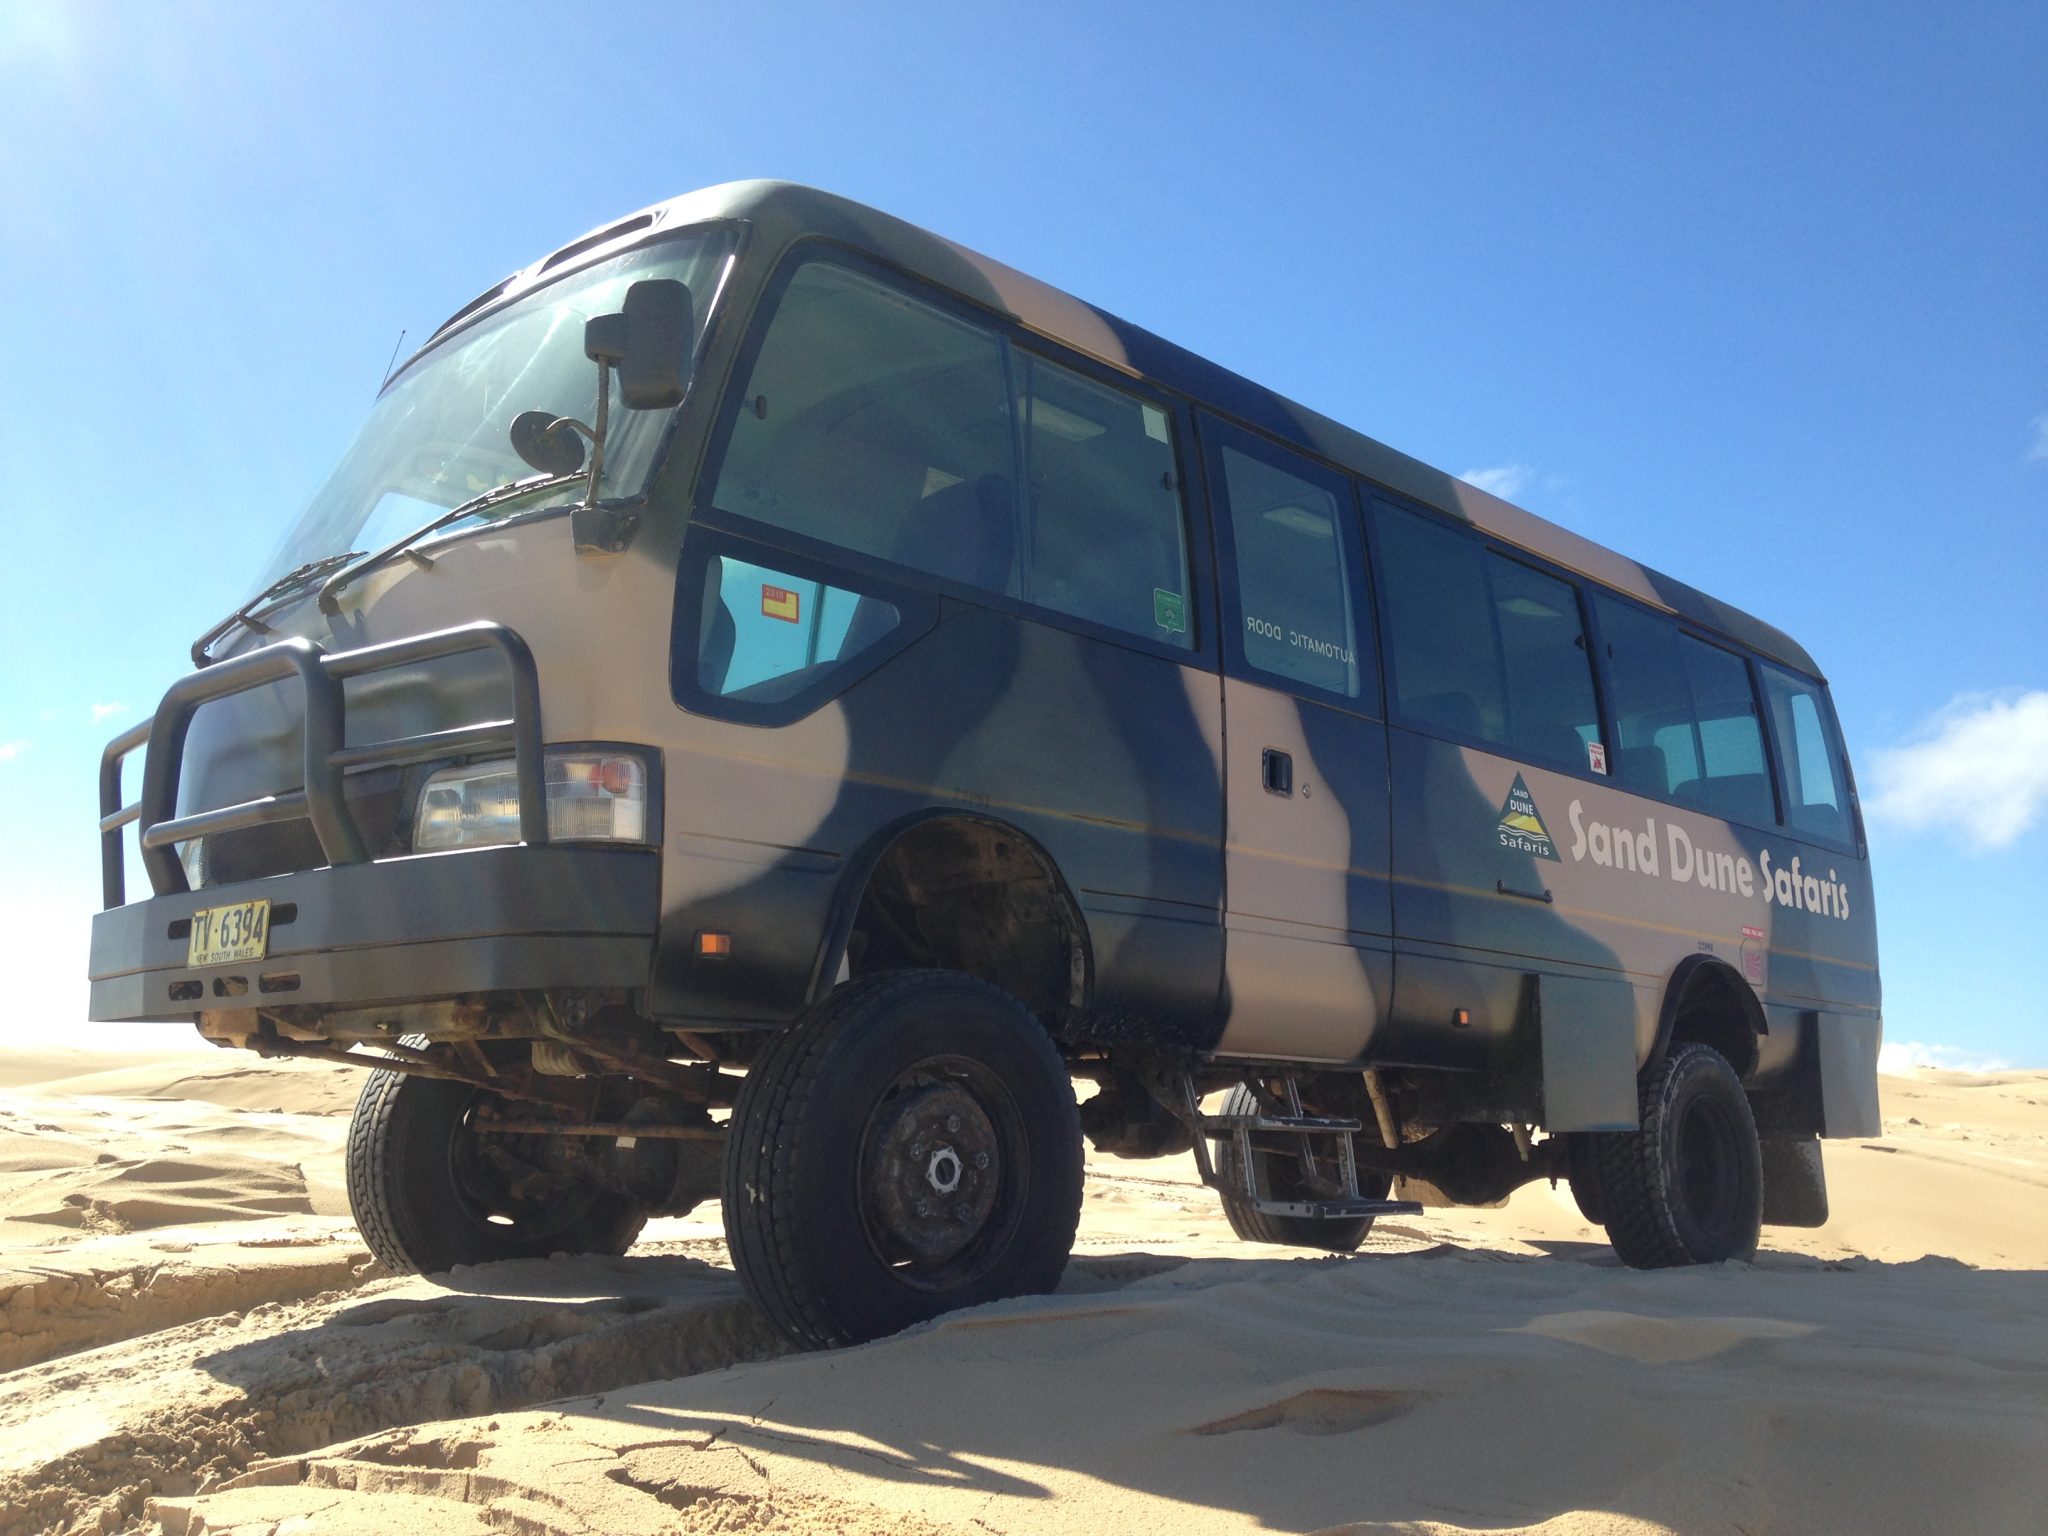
top-left (1535, 973), bottom-right (1640, 1132)
top-left (1815, 1010), bottom-right (1882, 1139)
top-left (1760, 1136), bottom-right (1830, 1227)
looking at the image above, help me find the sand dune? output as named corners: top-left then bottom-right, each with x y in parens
top-left (0, 1051), bottom-right (2041, 1536)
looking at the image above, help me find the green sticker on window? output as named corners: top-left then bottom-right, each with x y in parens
top-left (1153, 588), bottom-right (1187, 634)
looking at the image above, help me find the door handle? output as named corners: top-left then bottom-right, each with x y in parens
top-left (1262, 748), bottom-right (1293, 797)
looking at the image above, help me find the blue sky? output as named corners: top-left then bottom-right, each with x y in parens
top-left (2, 1), bottom-right (2042, 1065)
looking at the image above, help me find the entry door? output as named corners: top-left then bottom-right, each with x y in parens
top-left (1200, 417), bottom-right (1393, 1062)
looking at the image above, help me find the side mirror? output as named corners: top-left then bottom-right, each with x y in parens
top-left (584, 278), bottom-right (694, 410)
top-left (508, 409), bottom-right (588, 475)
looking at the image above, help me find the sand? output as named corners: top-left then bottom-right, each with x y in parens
top-left (1, 1045), bottom-right (2042, 1535)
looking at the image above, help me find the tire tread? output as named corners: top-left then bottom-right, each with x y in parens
top-left (1595, 1042), bottom-right (1761, 1268)
top-left (722, 970), bottom-right (1081, 1349)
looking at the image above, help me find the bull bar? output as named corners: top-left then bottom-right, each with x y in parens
top-left (89, 621), bottom-right (658, 1024)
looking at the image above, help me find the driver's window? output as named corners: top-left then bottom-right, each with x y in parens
top-left (709, 260), bottom-right (1019, 598)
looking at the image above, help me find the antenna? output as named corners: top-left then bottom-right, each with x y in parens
top-left (378, 329), bottom-right (408, 391)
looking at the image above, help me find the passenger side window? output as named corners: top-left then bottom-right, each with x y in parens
top-left (1592, 593), bottom-right (1773, 825)
top-left (1760, 665), bottom-right (1854, 844)
top-left (696, 554), bottom-right (900, 705)
top-left (709, 260), bottom-right (1020, 599)
top-left (1492, 558), bottom-right (1602, 770)
top-left (1376, 508), bottom-right (1505, 741)
top-left (1012, 351), bottom-right (1194, 648)
top-left (1208, 426), bottom-right (1367, 698)
top-left (1598, 597), bottom-right (1697, 794)
top-left (1375, 503), bottom-right (1600, 771)
top-left (1680, 638), bottom-right (1774, 825)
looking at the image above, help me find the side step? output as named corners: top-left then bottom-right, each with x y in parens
top-left (1189, 1080), bottom-right (1422, 1222)
top-left (1252, 1197), bottom-right (1421, 1220)
top-left (1199, 1112), bottom-right (1362, 1134)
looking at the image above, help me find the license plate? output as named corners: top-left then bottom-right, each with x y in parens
top-left (188, 898), bottom-right (271, 968)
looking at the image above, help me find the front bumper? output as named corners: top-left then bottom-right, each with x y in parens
top-left (89, 844), bottom-right (658, 1023)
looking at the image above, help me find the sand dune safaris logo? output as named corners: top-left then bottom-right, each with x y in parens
top-left (1496, 774), bottom-right (1559, 860)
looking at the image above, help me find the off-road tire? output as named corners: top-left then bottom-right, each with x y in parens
top-left (722, 970), bottom-right (1084, 1350)
top-left (347, 1067), bottom-right (644, 1275)
top-left (1595, 1043), bottom-right (1763, 1268)
top-left (1213, 1085), bottom-right (1388, 1253)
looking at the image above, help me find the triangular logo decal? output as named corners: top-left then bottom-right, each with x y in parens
top-left (1496, 773), bottom-right (1559, 861)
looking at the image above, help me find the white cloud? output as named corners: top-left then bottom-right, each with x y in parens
top-left (1878, 1040), bottom-right (2013, 1075)
top-left (1459, 464), bottom-right (1534, 501)
top-left (91, 701), bottom-right (130, 723)
top-left (1866, 690), bottom-right (2048, 851)
top-left (2030, 411), bottom-right (2048, 461)
top-left (0, 741), bottom-right (24, 763)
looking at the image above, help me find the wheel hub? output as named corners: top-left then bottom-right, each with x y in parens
top-left (865, 1081), bottom-right (1000, 1264)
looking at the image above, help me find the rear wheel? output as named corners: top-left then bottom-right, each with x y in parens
top-left (722, 970), bottom-right (1084, 1349)
top-left (1213, 1084), bottom-right (1388, 1253)
top-left (1595, 1043), bottom-right (1762, 1267)
top-left (346, 1067), bottom-right (643, 1275)
top-left (1565, 1134), bottom-right (1609, 1226)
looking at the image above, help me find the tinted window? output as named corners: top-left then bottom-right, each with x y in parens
top-left (710, 260), bottom-right (1019, 597)
top-left (1211, 433), bottom-right (1366, 697)
top-left (708, 257), bottom-right (1193, 649)
top-left (1493, 558), bottom-right (1601, 770)
top-left (1376, 504), bottom-right (1600, 771)
top-left (1593, 592), bottom-right (1773, 824)
top-left (1012, 351), bottom-right (1193, 647)
top-left (1597, 597), bottom-right (1699, 793)
top-left (1377, 507), bottom-right (1505, 741)
top-left (1761, 665), bottom-right (1854, 844)
top-left (1679, 638), bottom-right (1773, 824)
top-left (697, 555), bottom-right (899, 704)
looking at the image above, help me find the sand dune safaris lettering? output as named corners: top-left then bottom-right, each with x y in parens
top-left (1565, 799), bottom-right (1851, 921)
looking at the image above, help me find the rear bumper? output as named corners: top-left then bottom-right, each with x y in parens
top-left (88, 844), bottom-right (659, 1023)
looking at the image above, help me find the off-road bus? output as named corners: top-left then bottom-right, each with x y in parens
top-left (89, 182), bottom-right (1881, 1348)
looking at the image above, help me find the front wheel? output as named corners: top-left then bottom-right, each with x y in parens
top-left (722, 971), bottom-right (1084, 1349)
top-left (1594, 1043), bottom-right (1763, 1267)
top-left (346, 1067), bottom-right (644, 1275)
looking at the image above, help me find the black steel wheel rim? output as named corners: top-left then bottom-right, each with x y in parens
top-left (446, 1094), bottom-right (592, 1242)
top-left (856, 1053), bottom-right (1029, 1294)
top-left (1674, 1093), bottom-right (1742, 1240)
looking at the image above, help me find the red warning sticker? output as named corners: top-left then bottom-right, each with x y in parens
top-left (1587, 742), bottom-right (1608, 775)
top-left (1742, 925), bottom-right (1766, 942)
top-left (761, 584), bottom-right (800, 623)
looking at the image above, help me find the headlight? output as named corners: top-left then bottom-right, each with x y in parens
top-left (413, 750), bottom-right (649, 851)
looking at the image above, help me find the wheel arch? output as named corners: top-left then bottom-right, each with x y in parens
top-left (1647, 954), bottom-right (1767, 1082)
top-left (807, 810), bottom-right (1094, 1030)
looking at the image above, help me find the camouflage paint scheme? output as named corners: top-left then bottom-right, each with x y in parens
top-left (93, 181), bottom-right (1881, 1140)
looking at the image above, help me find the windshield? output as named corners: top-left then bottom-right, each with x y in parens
top-left (255, 225), bottom-right (737, 591)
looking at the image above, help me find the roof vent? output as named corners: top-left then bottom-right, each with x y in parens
top-left (538, 213), bottom-right (656, 274)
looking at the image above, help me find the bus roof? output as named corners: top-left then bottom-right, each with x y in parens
top-left (440, 179), bottom-right (1821, 678)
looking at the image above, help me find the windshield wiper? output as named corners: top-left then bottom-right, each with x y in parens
top-left (314, 470), bottom-right (588, 616)
top-left (191, 550), bottom-right (368, 666)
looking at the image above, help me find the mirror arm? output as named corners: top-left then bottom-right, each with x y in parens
top-left (582, 360), bottom-right (612, 511)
